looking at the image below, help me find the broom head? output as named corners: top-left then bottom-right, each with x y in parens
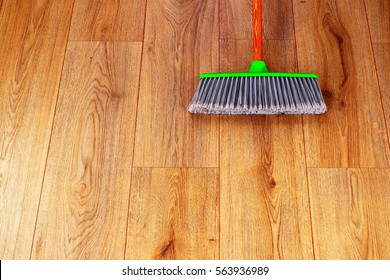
top-left (188, 61), bottom-right (327, 114)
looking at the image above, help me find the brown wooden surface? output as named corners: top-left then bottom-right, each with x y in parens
top-left (31, 42), bottom-right (142, 259)
top-left (220, 0), bottom-right (295, 40)
top-left (133, 0), bottom-right (219, 167)
top-left (220, 113), bottom-right (314, 259)
top-left (220, 0), bottom-right (252, 39)
top-left (219, 39), bottom-right (313, 260)
top-left (263, 0), bottom-right (295, 40)
top-left (365, 0), bottom-right (390, 43)
top-left (69, 0), bottom-right (147, 41)
top-left (373, 44), bottom-right (390, 147)
top-left (0, 0), bottom-right (74, 259)
top-left (126, 168), bottom-right (219, 260)
top-left (293, 0), bottom-right (390, 168)
top-left (308, 168), bottom-right (390, 259)
top-left (1, 0), bottom-right (389, 260)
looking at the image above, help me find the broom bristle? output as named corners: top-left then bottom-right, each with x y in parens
top-left (188, 76), bottom-right (327, 114)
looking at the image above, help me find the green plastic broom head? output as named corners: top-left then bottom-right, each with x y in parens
top-left (188, 61), bottom-right (327, 115)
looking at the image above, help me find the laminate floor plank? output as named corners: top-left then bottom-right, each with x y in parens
top-left (69, 0), bottom-right (147, 41)
top-left (133, 0), bottom-right (219, 167)
top-left (263, 0), bottom-right (295, 40)
top-left (220, 0), bottom-right (252, 39)
top-left (220, 0), bottom-right (294, 40)
top-left (219, 40), bottom-right (313, 260)
top-left (293, 0), bottom-right (390, 168)
top-left (308, 168), bottom-right (390, 259)
top-left (126, 168), bottom-right (219, 260)
top-left (373, 44), bottom-right (390, 147)
top-left (0, 0), bottom-right (74, 259)
top-left (2, 0), bottom-right (390, 261)
top-left (364, 0), bottom-right (390, 43)
top-left (31, 42), bottom-right (142, 259)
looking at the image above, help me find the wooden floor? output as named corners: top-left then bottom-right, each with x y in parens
top-left (1, 0), bottom-right (389, 260)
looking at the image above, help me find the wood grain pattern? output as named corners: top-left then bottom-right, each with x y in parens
top-left (69, 0), bottom-right (147, 41)
top-left (219, 40), bottom-right (313, 260)
top-left (364, 0), bottom-right (390, 43)
top-left (220, 0), bottom-right (252, 39)
top-left (133, 0), bottom-right (219, 167)
top-left (263, 40), bottom-right (297, 72)
top-left (31, 42), bottom-right (141, 259)
top-left (0, 0), bottom-right (74, 259)
top-left (373, 44), bottom-right (390, 147)
top-left (219, 39), bottom-right (252, 73)
top-left (126, 168), bottom-right (219, 260)
top-left (220, 0), bottom-right (295, 40)
top-left (263, 0), bottom-right (295, 40)
top-left (308, 168), bottom-right (390, 259)
top-left (219, 39), bottom-right (298, 72)
top-left (1, 0), bottom-right (390, 261)
top-left (293, 0), bottom-right (390, 167)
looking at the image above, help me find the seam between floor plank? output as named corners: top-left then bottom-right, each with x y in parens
top-left (123, 0), bottom-right (149, 260)
top-left (369, 42), bottom-right (390, 45)
top-left (130, 167), bottom-right (220, 171)
top-left (28, 0), bottom-right (77, 260)
top-left (362, 0), bottom-right (390, 164)
top-left (307, 166), bottom-right (390, 169)
top-left (67, 40), bottom-right (144, 42)
top-left (301, 116), bottom-right (316, 260)
top-left (219, 37), bottom-right (297, 41)
top-left (307, 167), bottom-right (390, 170)
top-left (218, 0), bottom-right (221, 261)
top-left (129, 166), bottom-right (220, 169)
top-left (362, 0), bottom-right (390, 153)
top-left (291, 0), bottom-right (316, 260)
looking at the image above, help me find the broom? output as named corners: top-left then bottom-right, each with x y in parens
top-left (188, 0), bottom-right (327, 114)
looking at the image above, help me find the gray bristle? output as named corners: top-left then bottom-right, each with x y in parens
top-left (188, 76), bottom-right (327, 114)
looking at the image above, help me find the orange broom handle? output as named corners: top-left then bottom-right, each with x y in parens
top-left (253, 0), bottom-right (263, 60)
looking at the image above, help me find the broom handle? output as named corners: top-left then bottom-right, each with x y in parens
top-left (253, 0), bottom-right (263, 60)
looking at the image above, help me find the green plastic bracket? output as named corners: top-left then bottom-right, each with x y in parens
top-left (249, 60), bottom-right (268, 73)
top-left (199, 61), bottom-right (318, 79)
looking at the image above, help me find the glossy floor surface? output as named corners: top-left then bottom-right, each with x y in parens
top-left (1, 0), bottom-right (389, 259)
